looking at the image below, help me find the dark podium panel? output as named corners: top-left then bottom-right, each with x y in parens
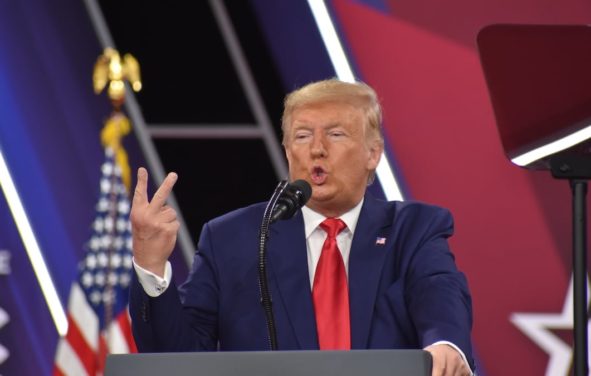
top-left (105, 350), bottom-right (432, 376)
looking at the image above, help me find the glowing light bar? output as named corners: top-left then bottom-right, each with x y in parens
top-left (511, 124), bottom-right (591, 167)
top-left (0, 148), bottom-right (68, 336)
top-left (307, 0), bottom-right (355, 83)
top-left (375, 156), bottom-right (404, 201)
top-left (307, 0), bottom-right (404, 201)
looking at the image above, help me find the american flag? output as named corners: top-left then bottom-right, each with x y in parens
top-left (54, 147), bottom-right (136, 375)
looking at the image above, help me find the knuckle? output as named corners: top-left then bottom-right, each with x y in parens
top-left (130, 211), bottom-right (142, 225)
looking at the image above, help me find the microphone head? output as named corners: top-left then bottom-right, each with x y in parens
top-left (270, 180), bottom-right (312, 222)
top-left (289, 179), bottom-right (312, 206)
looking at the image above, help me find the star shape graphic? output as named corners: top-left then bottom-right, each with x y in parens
top-left (0, 306), bottom-right (9, 364)
top-left (511, 275), bottom-right (591, 375)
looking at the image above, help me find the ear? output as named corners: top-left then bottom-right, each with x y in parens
top-left (366, 140), bottom-right (383, 171)
top-left (284, 144), bottom-right (292, 163)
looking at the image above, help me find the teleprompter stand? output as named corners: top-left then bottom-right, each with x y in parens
top-left (478, 24), bottom-right (591, 376)
top-left (550, 154), bottom-right (590, 376)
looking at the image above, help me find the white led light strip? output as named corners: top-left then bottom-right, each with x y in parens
top-left (307, 0), bottom-right (404, 201)
top-left (511, 124), bottom-right (591, 167)
top-left (0, 148), bottom-right (68, 336)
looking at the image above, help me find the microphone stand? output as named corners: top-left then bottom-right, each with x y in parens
top-left (258, 180), bottom-right (288, 351)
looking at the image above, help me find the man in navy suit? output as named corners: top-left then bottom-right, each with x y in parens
top-left (129, 79), bottom-right (474, 376)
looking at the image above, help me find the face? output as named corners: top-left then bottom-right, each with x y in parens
top-left (284, 101), bottom-right (382, 217)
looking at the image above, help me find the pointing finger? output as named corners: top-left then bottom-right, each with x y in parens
top-left (132, 167), bottom-right (149, 206)
top-left (148, 172), bottom-right (178, 211)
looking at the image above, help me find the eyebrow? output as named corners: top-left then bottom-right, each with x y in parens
top-left (292, 122), bottom-right (343, 131)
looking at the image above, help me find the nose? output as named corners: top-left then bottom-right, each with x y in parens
top-left (310, 133), bottom-right (327, 158)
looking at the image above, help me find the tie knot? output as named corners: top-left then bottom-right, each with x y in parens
top-left (320, 218), bottom-right (347, 238)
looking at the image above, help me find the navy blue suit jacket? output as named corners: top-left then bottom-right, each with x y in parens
top-left (130, 194), bottom-right (474, 369)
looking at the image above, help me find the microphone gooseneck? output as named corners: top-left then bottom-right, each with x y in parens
top-left (258, 180), bottom-right (288, 351)
top-left (258, 179), bottom-right (312, 351)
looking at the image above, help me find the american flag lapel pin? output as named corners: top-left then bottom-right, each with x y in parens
top-left (375, 237), bottom-right (386, 246)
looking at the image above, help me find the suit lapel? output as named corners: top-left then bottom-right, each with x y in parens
top-left (268, 212), bottom-right (318, 349)
top-left (348, 195), bottom-right (393, 348)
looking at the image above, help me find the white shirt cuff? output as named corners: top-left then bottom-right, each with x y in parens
top-left (133, 259), bottom-right (172, 297)
top-left (426, 340), bottom-right (473, 375)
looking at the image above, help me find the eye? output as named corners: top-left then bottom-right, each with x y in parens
top-left (328, 130), bottom-right (346, 138)
top-left (293, 131), bottom-right (312, 142)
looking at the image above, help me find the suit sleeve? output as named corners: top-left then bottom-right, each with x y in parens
top-left (402, 206), bottom-right (474, 371)
top-left (129, 222), bottom-right (219, 352)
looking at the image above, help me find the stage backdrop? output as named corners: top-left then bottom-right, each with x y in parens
top-left (1, 1), bottom-right (590, 375)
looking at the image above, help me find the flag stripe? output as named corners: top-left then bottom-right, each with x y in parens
top-left (54, 339), bottom-right (90, 376)
top-left (107, 315), bottom-right (129, 354)
top-left (64, 314), bottom-right (97, 375)
top-left (97, 335), bottom-right (107, 375)
top-left (53, 365), bottom-right (65, 376)
top-left (119, 310), bottom-right (137, 353)
top-left (68, 283), bottom-right (98, 351)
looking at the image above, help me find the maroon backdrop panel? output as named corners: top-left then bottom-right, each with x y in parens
top-left (331, 0), bottom-right (591, 374)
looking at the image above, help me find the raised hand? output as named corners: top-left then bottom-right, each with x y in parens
top-left (130, 167), bottom-right (180, 277)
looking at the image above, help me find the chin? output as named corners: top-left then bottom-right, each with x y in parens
top-left (311, 187), bottom-right (338, 203)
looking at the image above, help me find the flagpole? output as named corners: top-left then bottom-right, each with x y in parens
top-left (95, 49), bottom-right (140, 356)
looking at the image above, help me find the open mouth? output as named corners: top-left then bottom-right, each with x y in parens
top-left (311, 166), bottom-right (327, 185)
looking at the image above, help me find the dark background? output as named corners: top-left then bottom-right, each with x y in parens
top-left (98, 1), bottom-right (288, 244)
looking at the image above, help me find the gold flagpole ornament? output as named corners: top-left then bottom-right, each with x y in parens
top-left (93, 47), bottom-right (142, 191)
top-left (93, 47), bottom-right (142, 107)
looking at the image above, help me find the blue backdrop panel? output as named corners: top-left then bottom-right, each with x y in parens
top-left (0, 191), bottom-right (57, 375)
top-left (0, 0), bottom-right (115, 373)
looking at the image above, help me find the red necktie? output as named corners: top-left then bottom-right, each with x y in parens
top-left (312, 218), bottom-right (351, 350)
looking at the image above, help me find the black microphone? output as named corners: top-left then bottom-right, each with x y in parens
top-left (270, 180), bottom-right (312, 223)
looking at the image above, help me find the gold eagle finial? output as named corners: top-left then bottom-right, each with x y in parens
top-left (93, 47), bottom-right (141, 191)
top-left (93, 47), bottom-right (142, 108)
